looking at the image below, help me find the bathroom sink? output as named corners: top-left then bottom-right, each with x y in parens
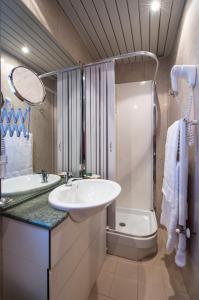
top-left (48, 179), bottom-right (121, 222)
top-left (2, 174), bottom-right (61, 196)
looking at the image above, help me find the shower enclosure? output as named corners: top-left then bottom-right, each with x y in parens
top-left (107, 80), bottom-right (158, 260)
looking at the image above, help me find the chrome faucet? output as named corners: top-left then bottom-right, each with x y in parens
top-left (40, 169), bottom-right (48, 183)
top-left (65, 171), bottom-right (73, 186)
top-left (64, 171), bottom-right (83, 186)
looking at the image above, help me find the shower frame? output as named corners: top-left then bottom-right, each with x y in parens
top-left (108, 80), bottom-right (158, 232)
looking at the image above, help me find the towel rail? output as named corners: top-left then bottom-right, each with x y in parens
top-left (175, 227), bottom-right (196, 238)
top-left (171, 65), bottom-right (198, 246)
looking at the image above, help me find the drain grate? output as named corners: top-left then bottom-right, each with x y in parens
top-left (119, 222), bottom-right (126, 227)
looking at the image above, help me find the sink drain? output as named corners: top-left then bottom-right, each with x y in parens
top-left (119, 222), bottom-right (126, 227)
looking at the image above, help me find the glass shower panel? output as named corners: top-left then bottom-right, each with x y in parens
top-left (115, 81), bottom-right (154, 235)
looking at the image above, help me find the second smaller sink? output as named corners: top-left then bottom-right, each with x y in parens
top-left (48, 179), bottom-right (121, 222)
top-left (2, 174), bottom-right (61, 196)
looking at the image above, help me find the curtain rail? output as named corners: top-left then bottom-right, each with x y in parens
top-left (39, 51), bottom-right (159, 82)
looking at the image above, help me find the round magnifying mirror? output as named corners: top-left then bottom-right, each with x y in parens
top-left (9, 66), bottom-right (46, 106)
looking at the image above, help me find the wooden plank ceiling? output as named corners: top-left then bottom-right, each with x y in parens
top-left (58, 0), bottom-right (186, 62)
top-left (1, 0), bottom-right (186, 73)
top-left (1, 0), bottom-right (76, 74)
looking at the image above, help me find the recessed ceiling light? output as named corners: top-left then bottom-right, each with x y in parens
top-left (21, 46), bottom-right (29, 54)
top-left (151, 1), bottom-right (160, 12)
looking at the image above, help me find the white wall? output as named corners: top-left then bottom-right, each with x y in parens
top-left (116, 81), bottom-right (153, 211)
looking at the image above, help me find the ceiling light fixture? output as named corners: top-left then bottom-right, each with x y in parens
top-left (151, 1), bottom-right (160, 12)
top-left (21, 46), bottom-right (29, 54)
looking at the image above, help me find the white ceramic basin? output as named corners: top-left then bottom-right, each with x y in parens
top-left (48, 179), bottom-right (121, 222)
top-left (2, 174), bottom-right (61, 196)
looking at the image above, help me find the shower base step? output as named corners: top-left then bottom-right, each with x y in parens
top-left (107, 207), bottom-right (158, 261)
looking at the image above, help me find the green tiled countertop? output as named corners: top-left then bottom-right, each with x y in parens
top-left (1, 183), bottom-right (68, 230)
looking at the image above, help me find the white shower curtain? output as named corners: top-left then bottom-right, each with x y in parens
top-left (83, 61), bottom-right (115, 179)
top-left (57, 67), bottom-right (82, 176)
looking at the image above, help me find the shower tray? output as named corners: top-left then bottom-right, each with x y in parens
top-left (107, 207), bottom-right (158, 261)
top-left (115, 207), bottom-right (157, 236)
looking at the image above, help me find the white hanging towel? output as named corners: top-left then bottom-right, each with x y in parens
top-left (161, 119), bottom-right (188, 267)
top-left (161, 121), bottom-right (180, 207)
top-left (5, 133), bottom-right (33, 178)
top-left (175, 119), bottom-right (189, 267)
top-left (165, 162), bottom-right (179, 253)
top-left (161, 120), bottom-right (180, 248)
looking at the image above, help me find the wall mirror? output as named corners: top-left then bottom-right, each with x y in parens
top-left (9, 66), bottom-right (46, 105)
top-left (0, 0), bottom-right (79, 201)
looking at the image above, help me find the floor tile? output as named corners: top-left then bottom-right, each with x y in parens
top-left (165, 292), bottom-right (190, 300)
top-left (101, 255), bottom-right (118, 273)
top-left (140, 252), bottom-right (166, 269)
top-left (138, 264), bottom-right (164, 286)
top-left (157, 228), bottom-right (170, 255)
top-left (92, 271), bottom-right (114, 296)
top-left (115, 258), bottom-right (138, 281)
top-left (110, 275), bottom-right (137, 300)
top-left (87, 290), bottom-right (112, 300)
top-left (87, 245), bottom-right (191, 300)
top-left (138, 282), bottom-right (166, 300)
top-left (162, 268), bottom-right (188, 296)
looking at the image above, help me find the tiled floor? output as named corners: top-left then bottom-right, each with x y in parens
top-left (87, 228), bottom-right (190, 300)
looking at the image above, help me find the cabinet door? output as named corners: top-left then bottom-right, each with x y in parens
top-left (2, 217), bottom-right (49, 300)
top-left (50, 211), bottom-right (107, 300)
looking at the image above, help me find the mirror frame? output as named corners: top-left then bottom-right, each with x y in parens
top-left (8, 66), bottom-right (46, 106)
top-left (0, 92), bottom-right (4, 108)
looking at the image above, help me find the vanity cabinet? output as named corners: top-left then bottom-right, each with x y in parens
top-left (1, 210), bottom-right (106, 300)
